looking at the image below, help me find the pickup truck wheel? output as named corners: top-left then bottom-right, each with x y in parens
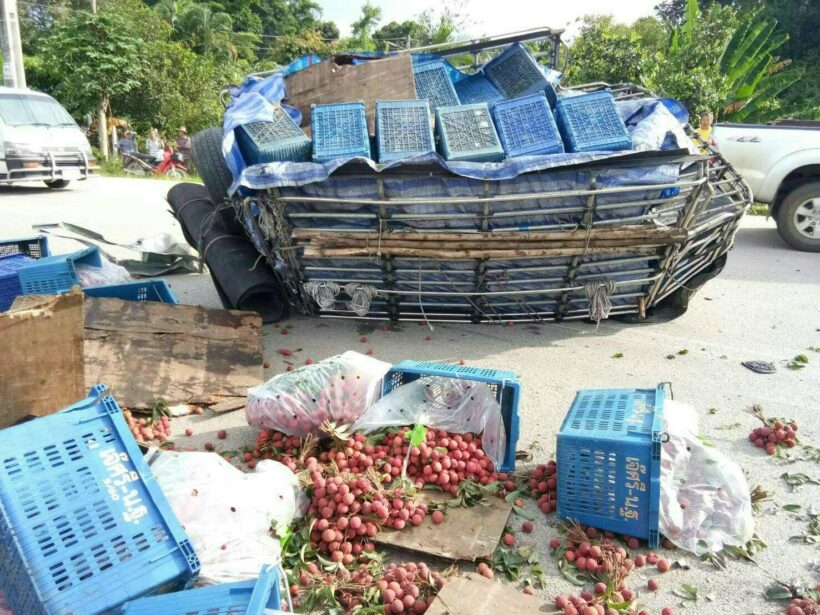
top-left (192, 127), bottom-right (233, 205)
top-left (44, 179), bottom-right (71, 189)
top-left (776, 182), bottom-right (820, 252)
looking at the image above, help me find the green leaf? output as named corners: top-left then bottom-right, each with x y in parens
top-left (504, 490), bottom-right (522, 504)
top-left (672, 584), bottom-right (699, 601)
top-left (677, 349), bottom-right (688, 355)
top-left (558, 560), bottom-right (588, 586)
top-left (764, 585), bottom-right (794, 601)
top-left (612, 352), bottom-right (624, 359)
top-left (406, 424), bottom-right (428, 448)
top-left (512, 505), bottom-right (534, 520)
top-left (783, 504), bottom-right (802, 512)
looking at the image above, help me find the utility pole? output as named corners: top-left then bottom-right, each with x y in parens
top-left (0, 0), bottom-right (26, 88)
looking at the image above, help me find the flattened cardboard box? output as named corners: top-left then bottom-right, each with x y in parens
top-left (0, 289), bottom-right (262, 427)
top-left (284, 54), bottom-right (416, 135)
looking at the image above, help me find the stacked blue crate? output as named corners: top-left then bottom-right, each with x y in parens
top-left (0, 254), bottom-right (32, 311)
top-left (454, 72), bottom-right (504, 105)
top-left (311, 102), bottom-right (371, 162)
top-left (375, 100), bottom-right (435, 163)
top-left (235, 105), bottom-right (311, 164)
top-left (435, 103), bottom-right (504, 163)
top-left (555, 91), bottom-right (633, 153)
top-left (412, 61), bottom-right (460, 110)
top-left (484, 43), bottom-right (558, 108)
top-left (491, 93), bottom-right (564, 157)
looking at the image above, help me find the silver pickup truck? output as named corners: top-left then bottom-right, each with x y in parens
top-left (713, 120), bottom-right (820, 252)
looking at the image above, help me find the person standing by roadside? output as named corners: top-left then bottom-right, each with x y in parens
top-left (176, 127), bottom-right (192, 170)
top-left (145, 128), bottom-right (165, 162)
top-left (694, 112), bottom-right (716, 152)
top-left (117, 129), bottom-right (137, 155)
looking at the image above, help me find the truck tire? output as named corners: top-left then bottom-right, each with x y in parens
top-left (775, 181), bottom-right (820, 252)
top-left (192, 127), bottom-right (233, 205)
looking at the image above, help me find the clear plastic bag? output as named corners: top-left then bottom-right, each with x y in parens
top-left (147, 450), bottom-right (304, 585)
top-left (76, 254), bottom-right (131, 288)
top-left (246, 351), bottom-right (391, 436)
top-left (351, 376), bottom-right (507, 469)
top-left (659, 404), bottom-right (754, 555)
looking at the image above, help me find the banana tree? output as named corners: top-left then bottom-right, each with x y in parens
top-left (719, 8), bottom-right (802, 122)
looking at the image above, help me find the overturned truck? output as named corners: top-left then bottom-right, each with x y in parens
top-left (190, 36), bottom-right (751, 325)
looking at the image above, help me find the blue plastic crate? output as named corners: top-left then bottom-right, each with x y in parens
top-left (0, 385), bottom-right (200, 615)
top-left (0, 235), bottom-right (50, 259)
top-left (235, 105), bottom-right (311, 165)
top-left (0, 253), bottom-right (33, 311)
top-left (555, 91), bottom-right (633, 153)
top-left (83, 279), bottom-right (179, 304)
top-left (123, 565), bottom-right (280, 614)
top-left (484, 43), bottom-right (557, 107)
top-left (311, 102), bottom-right (371, 162)
top-left (375, 100), bottom-right (435, 163)
top-left (383, 361), bottom-right (521, 472)
top-left (435, 103), bottom-right (504, 163)
top-left (454, 72), bottom-right (504, 105)
top-left (556, 384), bottom-right (668, 546)
top-left (491, 93), bottom-right (565, 157)
top-left (17, 245), bottom-right (102, 295)
top-left (412, 61), bottom-right (460, 110)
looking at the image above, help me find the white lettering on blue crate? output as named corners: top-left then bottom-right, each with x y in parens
top-left (619, 456), bottom-right (647, 521)
top-left (99, 448), bottom-right (149, 525)
top-left (625, 398), bottom-right (649, 426)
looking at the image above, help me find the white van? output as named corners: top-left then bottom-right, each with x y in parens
top-left (0, 86), bottom-right (95, 188)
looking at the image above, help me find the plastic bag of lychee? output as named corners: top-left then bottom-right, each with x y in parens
top-left (246, 351), bottom-right (391, 437)
top-left (352, 375), bottom-right (507, 470)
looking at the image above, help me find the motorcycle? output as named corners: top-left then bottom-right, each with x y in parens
top-left (123, 147), bottom-right (188, 179)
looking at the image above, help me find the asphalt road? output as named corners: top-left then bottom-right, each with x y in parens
top-left (2, 177), bottom-right (818, 614)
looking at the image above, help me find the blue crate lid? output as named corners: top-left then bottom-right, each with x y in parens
top-left (491, 92), bottom-right (565, 158)
top-left (123, 565), bottom-right (281, 614)
top-left (557, 384), bottom-right (667, 546)
top-left (413, 61), bottom-right (460, 109)
top-left (311, 101), bottom-right (371, 162)
top-left (83, 279), bottom-right (179, 304)
top-left (0, 385), bottom-right (199, 615)
top-left (555, 90), bottom-right (632, 153)
top-left (435, 103), bottom-right (504, 163)
top-left (383, 360), bottom-right (520, 472)
top-left (375, 100), bottom-right (435, 164)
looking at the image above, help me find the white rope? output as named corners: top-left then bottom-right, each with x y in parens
top-left (304, 281), bottom-right (341, 310)
top-left (585, 278), bottom-right (616, 326)
top-left (344, 283), bottom-right (379, 316)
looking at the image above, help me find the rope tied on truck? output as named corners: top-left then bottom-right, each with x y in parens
top-left (344, 283), bottom-right (379, 316)
top-left (585, 278), bottom-right (616, 326)
top-left (304, 280), bottom-right (341, 310)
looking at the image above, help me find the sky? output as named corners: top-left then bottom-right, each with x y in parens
top-left (316, 0), bottom-right (660, 41)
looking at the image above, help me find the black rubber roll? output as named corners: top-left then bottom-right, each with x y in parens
top-left (167, 182), bottom-right (289, 322)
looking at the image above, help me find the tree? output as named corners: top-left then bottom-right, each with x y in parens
top-left (642, 1), bottom-right (739, 116)
top-left (318, 20), bottom-right (339, 41)
top-left (39, 10), bottom-right (142, 157)
top-left (350, 1), bottom-right (381, 49)
top-left (564, 15), bottom-right (653, 85)
top-left (718, 8), bottom-right (803, 121)
top-left (174, 5), bottom-right (236, 59)
top-left (373, 20), bottom-right (424, 50)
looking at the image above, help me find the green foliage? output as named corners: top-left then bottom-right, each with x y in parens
top-left (38, 10), bottom-right (143, 115)
top-left (349, 1), bottom-right (382, 50)
top-left (565, 15), bottom-right (662, 85)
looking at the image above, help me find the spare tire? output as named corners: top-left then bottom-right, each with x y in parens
top-left (192, 127), bottom-right (233, 205)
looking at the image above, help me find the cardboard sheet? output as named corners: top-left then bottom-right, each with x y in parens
top-left (374, 492), bottom-right (512, 561)
top-left (0, 291), bottom-right (263, 425)
top-left (284, 55), bottom-right (416, 135)
top-left (83, 297), bottom-right (262, 407)
top-left (426, 573), bottom-right (541, 615)
top-left (0, 291), bottom-right (85, 427)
